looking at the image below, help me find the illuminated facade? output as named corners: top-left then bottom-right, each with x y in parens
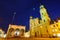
top-left (29, 5), bottom-right (60, 38)
top-left (6, 24), bottom-right (25, 38)
top-left (50, 18), bottom-right (60, 38)
top-left (0, 29), bottom-right (5, 38)
top-left (0, 5), bottom-right (60, 40)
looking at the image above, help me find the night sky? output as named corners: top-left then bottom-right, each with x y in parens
top-left (0, 0), bottom-right (60, 33)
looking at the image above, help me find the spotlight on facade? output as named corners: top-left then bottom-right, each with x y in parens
top-left (14, 30), bottom-right (20, 36)
top-left (58, 20), bottom-right (60, 22)
top-left (52, 29), bottom-right (55, 32)
top-left (53, 33), bottom-right (56, 36)
top-left (3, 34), bottom-right (6, 38)
top-left (24, 32), bottom-right (30, 38)
top-left (57, 33), bottom-right (60, 37)
top-left (52, 29), bottom-right (57, 32)
top-left (55, 29), bottom-right (58, 32)
top-left (50, 25), bottom-right (53, 28)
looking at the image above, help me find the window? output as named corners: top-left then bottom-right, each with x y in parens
top-left (56, 24), bottom-right (58, 27)
top-left (20, 29), bottom-right (24, 32)
top-left (44, 20), bottom-right (45, 22)
top-left (9, 28), bottom-right (14, 36)
top-left (15, 29), bottom-right (20, 31)
top-left (35, 32), bottom-right (37, 37)
top-left (40, 7), bottom-right (43, 9)
top-left (53, 33), bottom-right (57, 38)
top-left (46, 30), bottom-right (48, 32)
top-left (42, 13), bottom-right (43, 15)
top-left (53, 25), bottom-right (55, 27)
top-left (20, 29), bottom-right (24, 36)
top-left (15, 29), bottom-right (20, 36)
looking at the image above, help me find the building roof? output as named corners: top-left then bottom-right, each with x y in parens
top-left (54, 18), bottom-right (60, 22)
top-left (50, 18), bottom-right (60, 24)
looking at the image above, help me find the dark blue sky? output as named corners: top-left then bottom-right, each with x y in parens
top-left (0, 0), bottom-right (60, 32)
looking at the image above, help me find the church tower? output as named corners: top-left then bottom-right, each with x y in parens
top-left (40, 5), bottom-right (51, 24)
top-left (39, 5), bottom-right (51, 37)
top-left (29, 16), bottom-right (35, 37)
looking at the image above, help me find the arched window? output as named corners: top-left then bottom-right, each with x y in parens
top-left (16, 28), bottom-right (20, 31)
top-left (20, 29), bottom-right (24, 36)
top-left (56, 24), bottom-right (58, 27)
top-left (42, 13), bottom-right (43, 15)
top-left (35, 32), bottom-right (37, 37)
top-left (9, 28), bottom-right (14, 36)
top-left (20, 29), bottom-right (24, 33)
top-left (53, 25), bottom-right (55, 27)
top-left (9, 28), bottom-right (14, 32)
top-left (14, 29), bottom-right (20, 36)
top-left (44, 20), bottom-right (45, 22)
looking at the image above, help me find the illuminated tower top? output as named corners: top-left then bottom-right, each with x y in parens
top-left (40, 5), bottom-right (51, 24)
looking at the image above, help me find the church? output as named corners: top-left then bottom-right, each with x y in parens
top-left (29, 5), bottom-right (60, 38)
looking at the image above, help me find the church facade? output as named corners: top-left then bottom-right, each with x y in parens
top-left (29, 5), bottom-right (60, 38)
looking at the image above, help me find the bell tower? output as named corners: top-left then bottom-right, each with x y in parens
top-left (40, 5), bottom-right (51, 24)
top-left (39, 5), bottom-right (51, 37)
top-left (29, 16), bottom-right (35, 37)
